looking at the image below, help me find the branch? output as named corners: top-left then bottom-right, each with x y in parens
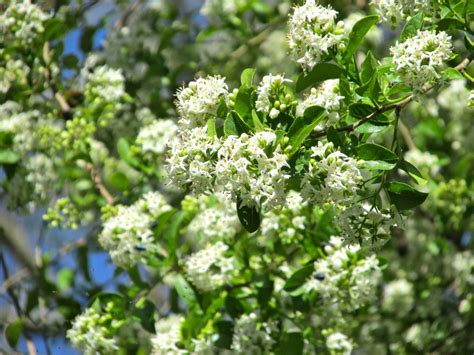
top-left (312, 56), bottom-right (474, 139)
top-left (84, 163), bottom-right (115, 205)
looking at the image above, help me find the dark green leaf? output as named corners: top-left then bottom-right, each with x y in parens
top-left (241, 68), bottom-right (256, 88)
top-left (437, 18), bottom-right (465, 31)
top-left (360, 51), bottom-right (378, 84)
top-left (80, 26), bottom-right (97, 53)
top-left (349, 103), bottom-right (376, 119)
top-left (400, 13), bottom-right (424, 41)
top-left (224, 112), bottom-right (250, 136)
top-left (132, 297), bottom-right (156, 333)
top-left (287, 106), bottom-right (325, 156)
top-left (357, 143), bottom-right (398, 170)
top-left (234, 89), bottom-right (252, 118)
top-left (257, 278), bottom-right (273, 308)
top-left (276, 332), bottom-right (304, 355)
top-left (284, 264), bottom-right (314, 291)
top-left (225, 295), bottom-right (244, 318)
top-left (387, 182), bottom-right (428, 210)
top-left (296, 63), bottom-right (342, 92)
top-left (327, 126), bottom-right (344, 149)
top-left (0, 150), bottom-right (20, 164)
top-left (344, 15), bottom-right (379, 61)
top-left (251, 110), bottom-right (264, 131)
top-left (6, 320), bottom-right (23, 348)
top-left (399, 160), bottom-right (427, 185)
top-left (237, 198), bottom-right (261, 233)
top-left (164, 211), bottom-right (188, 258)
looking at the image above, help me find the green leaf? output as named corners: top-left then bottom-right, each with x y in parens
top-left (57, 268), bottom-right (74, 291)
top-left (80, 26), bottom-right (97, 53)
top-left (284, 264), bottom-right (314, 291)
top-left (107, 172), bottom-right (129, 191)
top-left (276, 332), bottom-right (304, 355)
top-left (132, 297), bottom-right (156, 333)
top-left (444, 67), bottom-right (464, 80)
top-left (339, 75), bottom-right (352, 105)
top-left (117, 138), bottom-right (139, 167)
top-left (349, 103), bottom-right (376, 119)
top-left (437, 18), bottom-right (465, 31)
top-left (0, 150), bottom-right (20, 164)
top-left (287, 106), bottom-right (325, 156)
top-left (327, 126), bottom-right (344, 149)
top-left (400, 13), bottom-right (424, 41)
top-left (6, 320), bottom-right (23, 348)
top-left (175, 274), bottom-right (200, 309)
top-left (224, 112), bottom-right (250, 136)
top-left (360, 51), bottom-right (378, 84)
top-left (241, 68), bottom-right (256, 88)
top-left (225, 295), bottom-right (244, 318)
top-left (207, 118), bottom-right (217, 139)
top-left (296, 63), bottom-right (342, 92)
top-left (387, 182), bottom-right (428, 210)
top-left (399, 160), bottom-right (427, 185)
top-left (251, 110), bottom-right (264, 131)
top-left (164, 211), bottom-right (188, 258)
top-left (236, 198), bottom-right (261, 233)
top-left (344, 15), bottom-right (379, 61)
top-left (357, 143), bottom-right (398, 170)
top-left (234, 89), bottom-right (252, 118)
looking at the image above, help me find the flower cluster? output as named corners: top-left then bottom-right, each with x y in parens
top-left (382, 278), bottom-right (415, 316)
top-left (370, 0), bottom-right (432, 26)
top-left (301, 141), bottom-right (362, 206)
top-left (176, 75), bottom-right (228, 128)
top-left (151, 315), bottom-right (183, 354)
top-left (98, 191), bottom-right (172, 268)
top-left (261, 190), bottom-right (308, 244)
top-left (67, 307), bottom-right (119, 355)
top-left (231, 313), bottom-right (276, 354)
top-left (255, 74), bottom-right (293, 119)
top-left (0, 0), bottom-right (49, 46)
top-left (186, 194), bottom-right (240, 245)
top-left (390, 30), bottom-right (452, 92)
top-left (185, 241), bottom-right (234, 291)
top-left (288, 0), bottom-right (345, 71)
top-left (136, 119), bottom-right (178, 156)
top-left (43, 197), bottom-right (83, 229)
top-left (325, 332), bottom-right (353, 355)
top-left (216, 131), bottom-right (290, 210)
top-left (25, 154), bottom-right (57, 204)
top-left (200, 0), bottom-right (239, 18)
top-left (299, 79), bottom-right (344, 128)
top-left (305, 236), bottom-right (382, 312)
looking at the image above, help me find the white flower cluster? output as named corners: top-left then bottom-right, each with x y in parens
top-left (185, 241), bottom-right (234, 292)
top-left (67, 307), bottom-right (118, 355)
top-left (216, 131), bottom-right (289, 210)
top-left (301, 141), bottom-right (362, 206)
top-left (85, 65), bottom-right (127, 103)
top-left (336, 203), bottom-right (396, 246)
top-left (25, 154), bottom-right (56, 203)
top-left (186, 194), bottom-right (240, 244)
top-left (151, 315), bottom-right (183, 355)
top-left (255, 74), bottom-right (292, 119)
top-left (306, 236), bottom-right (382, 311)
top-left (382, 278), bottom-right (415, 316)
top-left (0, 101), bottom-right (32, 133)
top-left (437, 79), bottom-right (474, 117)
top-left (167, 126), bottom-right (221, 194)
top-left (176, 75), bottom-right (228, 128)
top-left (370, 0), bottom-right (432, 26)
top-left (452, 251), bottom-right (474, 288)
top-left (99, 191), bottom-right (172, 268)
top-left (0, 59), bottom-right (30, 93)
top-left (390, 30), bottom-right (452, 92)
top-left (299, 79), bottom-right (344, 128)
top-left (326, 332), bottom-right (353, 355)
top-left (231, 313), bottom-right (276, 354)
top-left (137, 119), bottom-right (178, 156)
top-left (261, 190), bottom-right (308, 244)
top-left (288, 0), bottom-right (345, 71)
top-left (0, 0), bottom-right (49, 45)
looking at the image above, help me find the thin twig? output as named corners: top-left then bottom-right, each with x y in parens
top-left (84, 163), bottom-right (115, 205)
top-left (43, 42), bottom-right (71, 114)
top-left (398, 120), bottom-right (416, 150)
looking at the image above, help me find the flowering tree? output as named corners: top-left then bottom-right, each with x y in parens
top-left (0, 0), bottom-right (473, 353)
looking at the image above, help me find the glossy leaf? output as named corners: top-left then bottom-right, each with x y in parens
top-left (387, 182), bottom-right (429, 210)
top-left (296, 63), bottom-right (342, 92)
top-left (344, 15), bottom-right (379, 61)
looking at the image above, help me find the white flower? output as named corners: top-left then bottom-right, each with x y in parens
top-left (231, 313), bottom-right (276, 354)
top-left (25, 153), bottom-right (56, 203)
top-left (166, 126), bottom-right (221, 194)
top-left (176, 75), bottom-right (228, 128)
top-left (326, 332), bottom-right (353, 355)
top-left (301, 142), bottom-right (362, 205)
top-left (370, 0), bottom-right (432, 26)
top-left (85, 65), bottom-right (126, 103)
top-left (137, 119), bottom-right (178, 155)
top-left (151, 315), bottom-right (184, 354)
top-left (390, 30), bottom-right (452, 92)
top-left (216, 131), bottom-right (290, 211)
top-left (382, 279), bottom-right (415, 315)
top-left (437, 79), bottom-right (473, 117)
top-left (255, 74), bottom-right (292, 116)
top-left (200, 0), bottom-right (239, 18)
top-left (299, 79), bottom-right (344, 128)
top-left (67, 308), bottom-right (118, 355)
top-left (288, 0), bottom-right (345, 71)
top-left (99, 191), bottom-right (171, 268)
top-left (0, 59), bottom-right (31, 93)
top-left (185, 241), bottom-right (234, 292)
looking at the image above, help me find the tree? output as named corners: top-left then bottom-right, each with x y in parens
top-left (0, 0), bottom-right (473, 353)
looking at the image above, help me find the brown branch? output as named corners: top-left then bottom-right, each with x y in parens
top-left (398, 120), bottom-right (416, 150)
top-left (43, 42), bottom-right (71, 114)
top-left (114, 0), bottom-right (144, 30)
top-left (312, 56), bottom-right (474, 139)
top-left (84, 163), bottom-right (115, 205)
